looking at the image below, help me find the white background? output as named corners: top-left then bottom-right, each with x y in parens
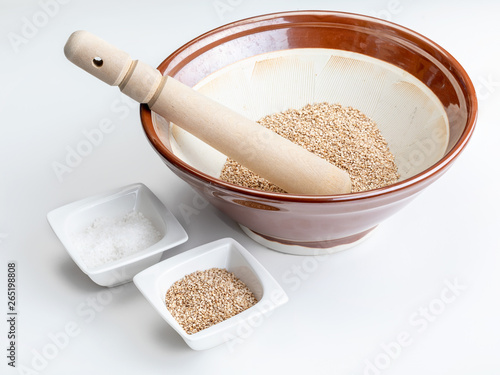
top-left (1, 0), bottom-right (499, 374)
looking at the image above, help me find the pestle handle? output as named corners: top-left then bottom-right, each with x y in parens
top-left (64, 31), bottom-right (352, 195)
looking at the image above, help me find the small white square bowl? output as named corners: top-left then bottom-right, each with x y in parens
top-left (47, 183), bottom-right (188, 287)
top-left (133, 238), bottom-right (288, 350)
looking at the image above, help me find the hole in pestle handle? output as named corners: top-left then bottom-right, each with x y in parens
top-left (92, 57), bottom-right (103, 67)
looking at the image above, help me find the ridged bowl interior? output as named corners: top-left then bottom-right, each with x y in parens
top-left (153, 48), bottom-right (449, 183)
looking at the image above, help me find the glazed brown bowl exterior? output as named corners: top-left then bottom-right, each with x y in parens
top-left (140, 11), bottom-right (477, 254)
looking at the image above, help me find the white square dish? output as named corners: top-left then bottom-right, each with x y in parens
top-left (133, 238), bottom-right (288, 350)
top-left (47, 183), bottom-right (188, 287)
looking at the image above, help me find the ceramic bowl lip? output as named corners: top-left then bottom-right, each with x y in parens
top-left (140, 10), bottom-right (478, 203)
top-left (46, 182), bottom-right (188, 277)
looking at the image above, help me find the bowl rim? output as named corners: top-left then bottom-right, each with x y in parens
top-left (140, 10), bottom-right (478, 203)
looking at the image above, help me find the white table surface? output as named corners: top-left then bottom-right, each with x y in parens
top-left (1, 0), bottom-right (499, 374)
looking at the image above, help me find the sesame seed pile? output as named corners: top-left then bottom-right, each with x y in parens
top-left (165, 268), bottom-right (258, 335)
top-left (220, 102), bottom-right (399, 193)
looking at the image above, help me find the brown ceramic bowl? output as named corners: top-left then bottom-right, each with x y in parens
top-left (140, 11), bottom-right (477, 255)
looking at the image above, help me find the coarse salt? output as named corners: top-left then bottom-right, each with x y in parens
top-left (73, 211), bottom-right (162, 269)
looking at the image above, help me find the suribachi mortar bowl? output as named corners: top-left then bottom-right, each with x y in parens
top-left (140, 11), bottom-right (477, 255)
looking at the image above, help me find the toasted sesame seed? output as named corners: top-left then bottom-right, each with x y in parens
top-left (219, 102), bottom-right (399, 193)
top-left (165, 268), bottom-right (258, 335)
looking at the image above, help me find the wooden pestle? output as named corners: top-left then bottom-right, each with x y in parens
top-left (64, 31), bottom-right (352, 195)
